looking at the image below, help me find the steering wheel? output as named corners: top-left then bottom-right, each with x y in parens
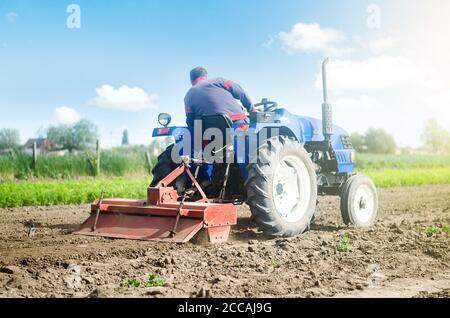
top-left (253, 98), bottom-right (278, 112)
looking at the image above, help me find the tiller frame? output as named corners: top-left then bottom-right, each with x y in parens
top-left (74, 161), bottom-right (237, 244)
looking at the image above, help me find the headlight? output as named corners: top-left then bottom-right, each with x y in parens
top-left (158, 113), bottom-right (171, 127)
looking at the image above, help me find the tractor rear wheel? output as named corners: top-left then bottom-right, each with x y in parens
top-left (245, 136), bottom-right (317, 237)
top-left (149, 144), bottom-right (180, 187)
top-left (340, 175), bottom-right (378, 227)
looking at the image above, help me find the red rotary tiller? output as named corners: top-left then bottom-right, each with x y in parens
top-left (74, 161), bottom-right (237, 244)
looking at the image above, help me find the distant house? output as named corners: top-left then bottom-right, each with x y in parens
top-left (48, 149), bottom-right (70, 156)
top-left (24, 138), bottom-right (55, 155)
top-left (0, 148), bottom-right (13, 156)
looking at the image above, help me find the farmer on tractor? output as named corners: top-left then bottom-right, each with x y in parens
top-left (184, 67), bottom-right (254, 126)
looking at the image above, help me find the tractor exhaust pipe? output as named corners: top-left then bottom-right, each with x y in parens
top-left (321, 58), bottom-right (333, 143)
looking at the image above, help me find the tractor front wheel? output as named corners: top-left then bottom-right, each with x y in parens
top-left (340, 175), bottom-right (378, 227)
top-left (245, 136), bottom-right (317, 237)
top-left (149, 144), bottom-right (180, 187)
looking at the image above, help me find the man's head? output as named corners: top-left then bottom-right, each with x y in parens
top-left (190, 67), bottom-right (208, 85)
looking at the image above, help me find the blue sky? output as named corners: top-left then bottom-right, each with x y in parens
top-left (1, 0), bottom-right (449, 147)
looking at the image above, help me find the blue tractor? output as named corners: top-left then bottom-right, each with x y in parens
top-left (149, 59), bottom-right (379, 237)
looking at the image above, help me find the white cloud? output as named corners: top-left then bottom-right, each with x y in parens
top-left (334, 95), bottom-right (382, 111)
top-left (421, 90), bottom-right (450, 108)
top-left (420, 90), bottom-right (450, 127)
top-left (313, 54), bottom-right (450, 146)
top-left (332, 95), bottom-right (385, 134)
top-left (368, 36), bottom-right (397, 53)
top-left (5, 12), bottom-right (18, 22)
top-left (92, 85), bottom-right (159, 111)
top-left (278, 22), bottom-right (352, 56)
top-left (315, 56), bottom-right (430, 95)
top-left (54, 106), bottom-right (80, 125)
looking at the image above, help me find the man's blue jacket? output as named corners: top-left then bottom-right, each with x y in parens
top-left (184, 77), bottom-right (253, 126)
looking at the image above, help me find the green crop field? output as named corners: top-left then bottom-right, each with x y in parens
top-left (0, 152), bottom-right (449, 208)
top-left (362, 167), bottom-right (450, 188)
top-left (356, 154), bottom-right (450, 170)
top-left (0, 178), bottom-right (149, 208)
top-left (356, 153), bottom-right (450, 187)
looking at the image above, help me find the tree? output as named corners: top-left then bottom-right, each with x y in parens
top-left (121, 129), bottom-right (130, 146)
top-left (47, 125), bottom-right (73, 150)
top-left (73, 119), bottom-right (98, 150)
top-left (350, 132), bottom-right (365, 153)
top-left (0, 128), bottom-right (20, 149)
top-left (421, 118), bottom-right (450, 153)
top-left (364, 128), bottom-right (397, 154)
top-left (47, 119), bottom-right (98, 152)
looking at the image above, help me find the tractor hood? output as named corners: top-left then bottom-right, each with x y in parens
top-left (297, 115), bottom-right (349, 142)
top-left (275, 108), bottom-right (349, 143)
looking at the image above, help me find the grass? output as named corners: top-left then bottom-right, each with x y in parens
top-left (120, 274), bottom-right (165, 288)
top-left (144, 274), bottom-right (165, 287)
top-left (443, 224), bottom-right (450, 235)
top-left (356, 154), bottom-right (450, 170)
top-left (337, 233), bottom-right (352, 252)
top-left (362, 167), bottom-right (450, 188)
top-left (121, 277), bottom-right (141, 288)
top-left (0, 148), bottom-right (151, 180)
top-left (356, 153), bottom-right (450, 187)
top-left (0, 152), bottom-right (449, 208)
top-left (0, 178), bottom-right (149, 208)
top-left (425, 224), bottom-right (450, 237)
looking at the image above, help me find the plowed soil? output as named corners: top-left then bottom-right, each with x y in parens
top-left (0, 185), bottom-right (449, 298)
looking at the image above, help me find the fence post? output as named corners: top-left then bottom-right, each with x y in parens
top-left (96, 139), bottom-right (100, 176)
top-left (145, 151), bottom-right (152, 175)
top-left (32, 142), bottom-right (37, 170)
